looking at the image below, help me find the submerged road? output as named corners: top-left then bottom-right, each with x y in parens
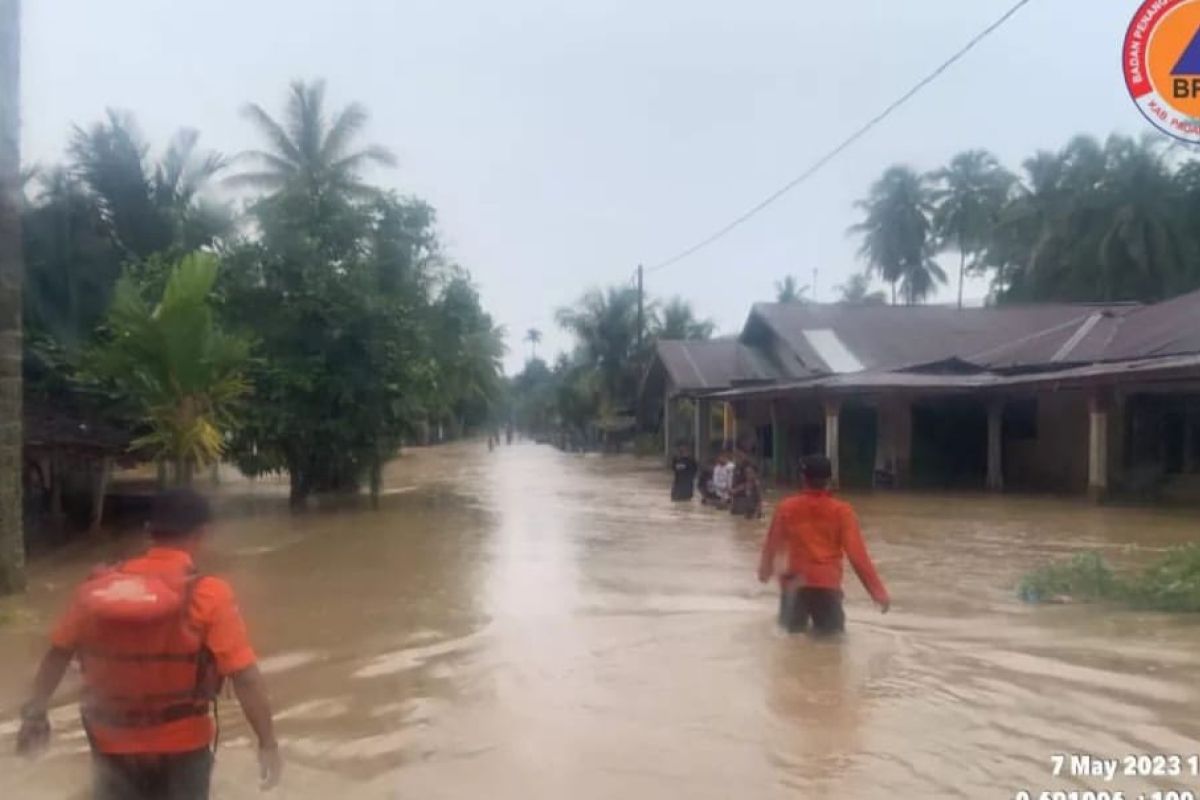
top-left (3, 441), bottom-right (1200, 798)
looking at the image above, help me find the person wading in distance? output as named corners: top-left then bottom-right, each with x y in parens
top-left (757, 455), bottom-right (890, 635)
top-left (670, 441), bottom-right (699, 502)
top-left (16, 488), bottom-right (282, 799)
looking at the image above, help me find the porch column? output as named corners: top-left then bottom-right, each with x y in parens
top-left (824, 399), bottom-right (841, 489)
top-left (663, 391), bottom-right (671, 459)
top-left (695, 396), bottom-right (712, 465)
top-left (771, 399), bottom-right (784, 484)
top-left (729, 403), bottom-right (739, 449)
top-left (1088, 392), bottom-right (1109, 500)
top-left (986, 399), bottom-right (1004, 491)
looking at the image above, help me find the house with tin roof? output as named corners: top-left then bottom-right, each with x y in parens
top-left (640, 289), bottom-right (1200, 500)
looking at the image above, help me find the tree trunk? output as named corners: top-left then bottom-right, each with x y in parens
top-left (890, 280), bottom-right (897, 306)
top-left (0, 0), bottom-right (24, 594)
top-left (89, 456), bottom-right (112, 535)
top-left (156, 459), bottom-right (168, 490)
top-left (957, 237), bottom-right (967, 310)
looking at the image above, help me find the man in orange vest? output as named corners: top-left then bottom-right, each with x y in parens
top-left (16, 488), bottom-right (282, 798)
top-left (757, 455), bottom-right (890, 635)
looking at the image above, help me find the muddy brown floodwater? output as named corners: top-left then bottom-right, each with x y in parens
top-left (3, 441), bottom-right (1200, 798)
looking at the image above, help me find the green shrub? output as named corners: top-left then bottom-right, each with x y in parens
top-left (1018, 552), bottom-right (1119, 604)
top-left (1019, 545), bottom-right (1200, 612)
top-left (1124, 543), bottom-right (1200, 612)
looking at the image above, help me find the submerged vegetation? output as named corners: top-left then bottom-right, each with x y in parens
top-left (1019, 545), bottom-right (1200, 612)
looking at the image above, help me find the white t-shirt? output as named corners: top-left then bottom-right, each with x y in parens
top-left (713, 463), bottom-right (734, 492)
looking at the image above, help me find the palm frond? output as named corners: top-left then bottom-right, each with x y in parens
top-left (320, 102), bottom-right (369, 163)
top-left (239, 102), bottom-right (302, 165)
top-left (330, 145), bottom-right (398, 174)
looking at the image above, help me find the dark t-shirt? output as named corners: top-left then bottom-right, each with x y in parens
top-left (671, 456), bottom-right (698, 500)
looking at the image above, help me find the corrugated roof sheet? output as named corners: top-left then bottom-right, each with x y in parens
top-left (1104, 287), bottom-right (1200, 360)
top-left (705, 352), bottom-right (1200, 399)
top-left (645, 290), bottom-right (1200, 405)
top-left (750, 302), bottom-right (1134, 373)
top-left (654, 339), bottom-right (779, 392)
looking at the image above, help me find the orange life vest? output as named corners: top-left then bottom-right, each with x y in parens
top-left (74, 563), bottom-right (220, 730)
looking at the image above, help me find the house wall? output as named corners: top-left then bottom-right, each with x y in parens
top-left (875, 396), bottom-right (913, 487)
top-left (1005, 390), bottom-right (1090, 493)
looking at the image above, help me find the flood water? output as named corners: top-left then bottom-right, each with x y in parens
top-left (3, 441), bottom-right (1200, 798)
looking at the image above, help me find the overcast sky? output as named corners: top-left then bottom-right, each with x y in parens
top-left (23, 0), bottom-right (1145, 373)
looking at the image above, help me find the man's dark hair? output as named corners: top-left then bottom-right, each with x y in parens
top-left (149, 488), bottom-right (213, 540)
top-left (801, 455), bottom-right (833, 487)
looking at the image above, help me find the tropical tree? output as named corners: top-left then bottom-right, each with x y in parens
top-left (555, 286), bottom-right (646, 412)
top-left (0, 0), bottom-right (24, 593)
top-left (929, 150), bottom-right (1013, 308)
top-left (220, 193), bottom-right (438, 505)
top-left (68, 112), bottom-right (229, 259)
top-left (774, 275), bottom-right (809, 304)
top-left (90, 253), bottom-right (250, 485)
top-left (525, 327), bottom-right (542, 360)
top-left (230, 79), bottom-right (396, 206)
top-left (1093, 135), bottom-right (1194, 301)
top-left (981, 134), bottom-right (1199, 303)
top-left (835, 272), bottom-right (887, 306)
top-left (428, 273), bottom-right (506, 437)
top-left (509, 356), bottom-right (555, 434)
top-left (653, 296), bottom-right (715, 340)
top-left (849, 165), bottom-right (944, 305)
top-left (22, 169), bottom-right (123, 350)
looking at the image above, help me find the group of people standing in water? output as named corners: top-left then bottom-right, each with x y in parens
top-left (670, 442), bottom-right (763, 519)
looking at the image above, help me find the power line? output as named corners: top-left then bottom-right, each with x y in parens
top-left (646, 0), bottom-right (1035, 275)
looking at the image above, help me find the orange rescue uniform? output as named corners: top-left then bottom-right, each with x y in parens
top-left (51, 547), bottom-right (257, 755)
top-left (760, 489), bottom-right (889, 605)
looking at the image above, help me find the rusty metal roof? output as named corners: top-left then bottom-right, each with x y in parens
top-left (748, 301), bottom-right (1136, 373)
top-left (1104, 287), bottom-right (1200, 360)
top-left (653, 338), bottom-right (779, 392)
top-left (705, 352), bottom-right (1200, 400)
top-left (644, 290), bottom-right (1200, 405)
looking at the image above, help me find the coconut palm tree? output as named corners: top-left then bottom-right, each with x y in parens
top-left (90, 253), bottom-right (250, 484)
top-left (1094, 134), bottom-right (1194, 301)
top-left (525, 327), bottom-right (542, 360)
top-left (556, 286), bottom-right (644, 410)
top-left (68, 112), bottom-right (229, 259)
top-left (835, 272), bottom-right (887, 306)
top-left (849, 165), bottom-right (942, 305)
top-left (929, 150), bottom-right (1014, 308)
top-left (230, 79), bottom-right (396, 203)
top-left (23, 169), bottom-right (123, 350)
top-left (653, 296), bottom-right (715, 340)
top-left (774, 275), bottom-right (809, 304)
top-left (0, 0), bottom-right (24, 593)
top-left (983, 134), bottom-right (1197, 303)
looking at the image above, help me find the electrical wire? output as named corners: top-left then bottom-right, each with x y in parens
top-left (645, 0), bottom-right (1035, 275)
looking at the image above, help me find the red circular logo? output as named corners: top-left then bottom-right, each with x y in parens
top-left (1124, 0), bottom-right (1200, 142)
